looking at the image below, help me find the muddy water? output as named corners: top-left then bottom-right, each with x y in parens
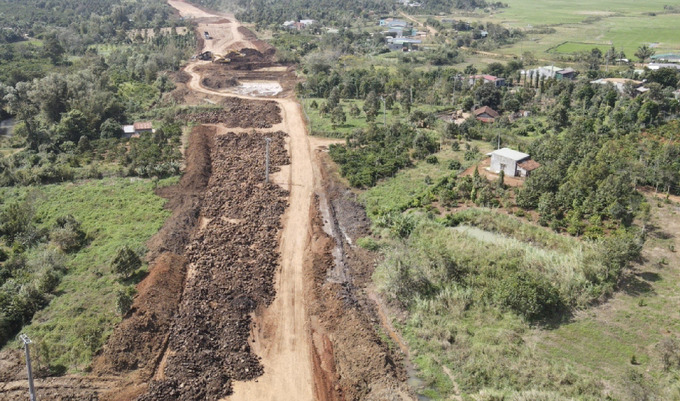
top-left (227, 80), bottom-right (282, 97)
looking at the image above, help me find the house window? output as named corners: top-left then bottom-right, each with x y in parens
top-left (500, 163), bottom-right (506, 172)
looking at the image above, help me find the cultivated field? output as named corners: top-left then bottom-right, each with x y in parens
top-left (438, 0), bottom-right (680, 63)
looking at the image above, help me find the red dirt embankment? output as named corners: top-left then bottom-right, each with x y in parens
top-left (306, 152), bottom-right (415, 401)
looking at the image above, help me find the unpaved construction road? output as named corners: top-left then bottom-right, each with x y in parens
top-left (0, 1), bottom-right (415, 400)
top-left (160, 2), bottom-right (317, 400)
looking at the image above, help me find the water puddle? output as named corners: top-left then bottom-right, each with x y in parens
top-left (227, 80), bottom-right (282, 97)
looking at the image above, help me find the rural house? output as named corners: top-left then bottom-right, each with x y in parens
top-left (525, 66), bottom-right (576, 80)
top-left (487, 148), bottom-right (540, 177)
top-left (122, 121), bottom-right (154, 138)
top-left (473, 106), bottom-right (500, 123)
top-left (468, 74), bottom-right (506, 87)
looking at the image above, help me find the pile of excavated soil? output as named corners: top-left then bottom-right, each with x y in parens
top-left (137, 131), bottom-right (290, 401)
top-left (148, 125), bottom-right (214, 258)
top-left (201, 75), bottom-right (239, 89)
top-left (237, 27), bottom-right (276, 55)
top-left (92, 253), bottom-right (187, 376)
top-left (182, 97), bottom-right (282, 128)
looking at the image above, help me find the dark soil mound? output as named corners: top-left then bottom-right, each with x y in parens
top-left (182, 97), bottom-right (282, 129)
top-left (137, 131), bottom-right (290, 401)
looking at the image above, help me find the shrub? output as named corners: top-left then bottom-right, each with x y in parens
top-left (426, 155), bottom-right (439, 164)
top-left (115, 286), bottom-right (137, 316)
top-left (50, 215), bottom-right (86, 252)
top-left (112, 246), bottom-right (142, 279)
top-left (448, 160), bottom-right (462, 170)
top-left (491, 271), bottom-right (562, 321)
top-left (357, 236), bottom-right (380, 251)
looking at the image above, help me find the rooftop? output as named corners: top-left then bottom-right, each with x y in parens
top-left (133, 121), bottom-right (153, 130)
top-left (487, 147), bottom-right (530, 161)
top-left (473, 106), bottom-right (500, 118)
top-left (518, 159), bottom-right (541, 171)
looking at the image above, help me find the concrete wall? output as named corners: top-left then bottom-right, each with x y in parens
top-left (490, 155), bottom-right (518, 176)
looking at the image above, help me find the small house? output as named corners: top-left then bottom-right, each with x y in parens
top-left (473, 106), bottom-right (500, 123)
top-left (647, 63), bottom-right (680, 71)
top-left (387, 19), bottom-right (409, 29)
top-left (673, 89), bottom-right (680, 100)
top-left (555, 68), bottom-right (575, 80)
top-left (122, 121), bottom-right (154, 138)
top-left (468, 74), bottom-right (506, 87)
top-left (487, 148), bottom-right (540, 177)
top-left (590, 78), bottom-right (643, 94)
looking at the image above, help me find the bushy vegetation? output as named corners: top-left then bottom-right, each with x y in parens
top-left (373, 209), bottom-right (642, 398)
top-left (0, 0), bottom-right (190, 364)
top-left (329, 122), bottom-right (440, 187)
top-left (0, 178), bottom-right (172, 369)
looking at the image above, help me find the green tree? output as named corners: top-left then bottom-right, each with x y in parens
top-left (100, 118), bottom-right (123, 139)
top-left (473, 83), bottom-right (501, 109)
top-left (43, 34), bottom-right (65, 65)
top-left (349, 103), bottom-right (361, 117)
top-left (330, 105), bottom-right (346, 126)
top-left (635, 45), bottom-right (655, 63)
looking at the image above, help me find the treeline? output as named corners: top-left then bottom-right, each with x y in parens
top-left (0, 0), bottom-right (178, 38)
top-left (189, 0), bottom-right (395, 27)
top-left (407, 0), bottom-right (507, 13)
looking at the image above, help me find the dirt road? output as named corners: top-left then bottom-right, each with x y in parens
top-left (168, 1), bottom-right (317, 400)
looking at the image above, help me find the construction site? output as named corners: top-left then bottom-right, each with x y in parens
top-left (0, 1), bottom-right (415, 400)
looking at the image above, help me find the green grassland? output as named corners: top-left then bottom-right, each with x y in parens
top-left (1, 177), bottom-right (173, 371)
top-left (437, 0), bottom-right (680, 64)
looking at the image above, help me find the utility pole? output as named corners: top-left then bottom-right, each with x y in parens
top-left (265, 137), bottom-right (272, 184)
top-left (20, 334), bottom-right (36, 401)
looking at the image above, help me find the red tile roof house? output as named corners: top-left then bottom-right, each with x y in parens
top-left (122, 121), bottom-right (154, 138)
top-left (468, 74), bottom-right (506, 87)
top-left (473, 106), bottom-right (500, 123)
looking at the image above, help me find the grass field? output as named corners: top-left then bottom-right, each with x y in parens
top-left (436, 0), bottom-right (680, 64)
top-left (550, 42), bottom-right (613, 55)
top-left (0, 177), bottom-right (174, 371)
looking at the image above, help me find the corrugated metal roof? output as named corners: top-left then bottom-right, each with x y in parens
top-left (133, 121), bottom-right (153, 130)
top-left (487, 147), bottom-right (529, 161)
top-left (518, 159), bottom-right (541, 171)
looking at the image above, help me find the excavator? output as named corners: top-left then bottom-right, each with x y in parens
top-left (195, 50), bottom-right (245, 64)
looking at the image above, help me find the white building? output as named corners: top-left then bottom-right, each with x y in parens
top-left (487, 148), bottom-right (540, 177)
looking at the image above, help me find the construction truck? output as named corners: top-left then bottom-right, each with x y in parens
top-left (212, 54), bottom-right (231, 64)
top-left (197, 51), bottom-right (213, 61)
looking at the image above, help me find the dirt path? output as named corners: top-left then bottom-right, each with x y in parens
top-left (400, 11), bottom-right (438, 36)
top-left (168, 1), bottom-right (318, 400)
